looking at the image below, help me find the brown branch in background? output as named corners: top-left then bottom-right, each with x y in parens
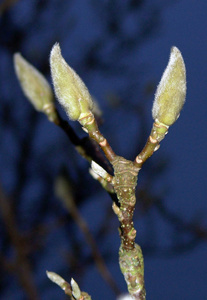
top-left (155, 197), bottom-right (207, 242)
top-left (0, 0), bottom-right (19, 15)
top-left (0, 183), bottom-right (39, 300)
top-left (55, 175), bottom-right (121, 297)
top-left (12, 110), bottom-right (38, 204)
top-left (0, 253), bottom-right (15, 273)
top-left (54, 109), bottom-right (113, 174)
top-left (137, 188), bottom-right (207, 255)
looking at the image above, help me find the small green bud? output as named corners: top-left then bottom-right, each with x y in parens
top-left (152, 46), bottom-right (186, 126)
top-left (71, 278), bottom-right (81, 299)
top-left (14, 53), bottom-right (54, 112)
top-left (91, 161), bottom-right (108, 179)
top-left (46, 271), bottom-right (72, 296)
top-left (50, 43), bottom-right (93, 121)
top-left (46, 271), bottom-right (66, 288)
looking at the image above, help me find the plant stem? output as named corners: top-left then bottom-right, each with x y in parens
top-left (79, 112), bottom-right (116, 163)
top-left (134, 120), bottom-right (168, 168)
top-left (111, 156), bottom-right (146, 299)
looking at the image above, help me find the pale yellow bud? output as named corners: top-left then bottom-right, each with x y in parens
top-left (46, 271), bottom-right (72, 296)
top-left (46, 271), bottom-right (66, 288)
top-left (152, 46), bottom-right (186, 126)
top-left (50, 43), bottom-right (93, 121)
top-left (91, 161), bottom-right (108, 179)
top-left (71, 278), bottom-right (81, 299)
top-left (14, 53), bottom-right (54, 112)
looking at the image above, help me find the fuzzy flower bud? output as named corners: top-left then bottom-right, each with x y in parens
top-left (152, 46), bottom-right (186, 126)
top-left (50, 43), bottom-right (93, 121)
top-left (14, 53), bottom-right (54, 112)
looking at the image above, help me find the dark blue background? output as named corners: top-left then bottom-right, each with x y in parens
top-left (0, 0), bottom-right (207, 299)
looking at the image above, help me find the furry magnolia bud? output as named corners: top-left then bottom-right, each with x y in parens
top-left (152, 46), bottom-right (186, 126)
top-left (14, 53), bottom-right (54, 112)
top-left (50, 43), bottom-right (93, 121)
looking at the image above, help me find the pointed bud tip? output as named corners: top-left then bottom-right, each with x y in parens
top-left (171, 46), bottom-right (180, 55)
top-left (50, 43), bottom-right (61, 61)
top-left (14, 52), bottom-right (21, 64)
top-left (14, 52), bottom-right (27, 74)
